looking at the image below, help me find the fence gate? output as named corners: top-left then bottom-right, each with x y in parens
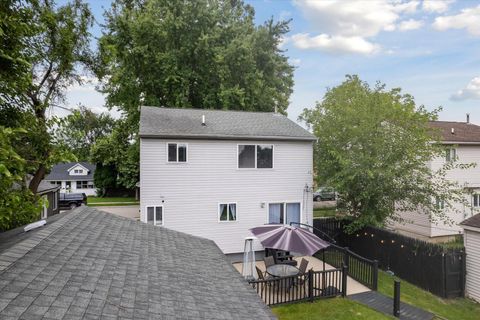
top-left (444, 251), bottom-right (466, 298)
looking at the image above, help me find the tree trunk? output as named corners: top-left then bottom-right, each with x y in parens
top-left (29, 164), bottom-right (47, 194)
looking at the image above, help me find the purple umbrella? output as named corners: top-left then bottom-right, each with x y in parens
top-left (250, 224), bottom-right (330, 256)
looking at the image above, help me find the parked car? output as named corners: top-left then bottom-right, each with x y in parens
top-left (59, 193), bottom-right (87, 210)
top-left (313, 187), bottom-right (336, 201)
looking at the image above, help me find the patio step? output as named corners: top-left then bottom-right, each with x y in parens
top-left (348, 291), bottom-right (434, 320)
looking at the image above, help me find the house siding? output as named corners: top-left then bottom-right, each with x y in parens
top-left (140, 138), bottom-right (314, 254)
top-left (465, 229), bottom-right (480, 302)
top-left (394, 145), bottom-right (480, 238)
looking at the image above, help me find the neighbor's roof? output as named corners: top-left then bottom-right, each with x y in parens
top-left (0, 207), bottom-right (275, 319)
top-left (36, 180), bottom-right (60, 195)
top-left (139, 106), bottom-right (316, 141)
top-left (430, 121), bottom-right (480, 143)
top-left (44, 162), bottom-right (95, 181)
top-left (460, 213), bottom-right (480, 230)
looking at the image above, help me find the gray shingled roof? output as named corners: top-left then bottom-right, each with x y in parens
top-left (36, 181), bottom-right (60, 195)
top-left (139, 106), bottom-right (316, 141)
top-left (0, 207), bottom-right (275, 319)
top-left (44, 162), bottom-right (95, 181)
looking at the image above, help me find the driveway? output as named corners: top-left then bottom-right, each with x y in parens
top-left (97, 205), bottom-right (140, 220)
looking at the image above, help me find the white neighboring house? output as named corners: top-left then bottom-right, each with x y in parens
top-left (393, 119), bottom-right (480, 240)
top-left (44, 162), bottom-right (97, 196)
top-left (460, 214), bottom-right (480, 303)
top-left (139, 106), bottom-right (315, 256)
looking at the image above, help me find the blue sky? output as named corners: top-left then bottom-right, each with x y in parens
top-left (61, 0), bottom-right (480, 125)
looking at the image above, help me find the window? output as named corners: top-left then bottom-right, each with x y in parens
top-left (268, 202), bottom-right (301, 225)
top-left (74, 169), bottom-right (83, 174)
top-left (146, 206), bottom-right (163, 226)
top-left (238, 145), bottom-right (273, 169)
top-left (473, 194), bottom-right (480, 208)
top-left (53, 191), bottom-right (58, 210)
top-left (167, 143), bottom-right (187, 162)
top-left (50, 181), bottom-right (61, 186)
top-left (435, 197), bottom-right (445, 210)
top-left (446, 148), bottom-right (456, 162)
top-left (219, 203), bottom-right (237, 222)
top-left (76, 181), bottom-right (94, 189)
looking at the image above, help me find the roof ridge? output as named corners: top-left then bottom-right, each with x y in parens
top-left (141, 105), bottom-right (279, 115)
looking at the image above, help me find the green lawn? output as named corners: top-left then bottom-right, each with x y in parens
top-left (87, 196), bottom-right (138, 206)
top-left (377, 271), bottom-right (480, 320)
top-left (272, 297), bottom-right (392, 320)
top-left (313, 208), bottom-right (337, 218)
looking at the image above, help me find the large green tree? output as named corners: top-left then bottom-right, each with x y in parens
top-left (0, 0), bottom-right (94, 194)
top-left (301, 75), bottom-right (473, 231)
top-left (56, 105), bottom-right (116, 161)
top-left (94, 0), bottom-right (294, 189)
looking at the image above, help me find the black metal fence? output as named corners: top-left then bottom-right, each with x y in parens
top-left (313, 218), bottom-right (466, 298)
top-left (248, 267), bottom-right (347, 306)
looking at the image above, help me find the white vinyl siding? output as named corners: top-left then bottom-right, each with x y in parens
top-left (140, 139), bottom-right (313, 254)
top-left (465, 229), bottom-right (480, 302)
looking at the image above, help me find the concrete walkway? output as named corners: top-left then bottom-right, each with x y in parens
top-left (233, 255), bottom-right (370, 296)
top-left (98, 205), bottom-right (140, 220)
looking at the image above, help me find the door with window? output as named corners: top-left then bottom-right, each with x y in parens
top-left (268, 202), bottom-right (301, 225)
top-left (146, 206), bottom-right (163, 226)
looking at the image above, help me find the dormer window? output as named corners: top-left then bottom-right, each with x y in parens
top-left (74, 169), bottom-right (83, 174)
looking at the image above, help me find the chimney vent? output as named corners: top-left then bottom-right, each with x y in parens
top-left (451, 128), bottom-right (455, 134)
top-left (467, 113), bottom-right (470, 123)
top-left (201, 114), bottom-right (206, 126)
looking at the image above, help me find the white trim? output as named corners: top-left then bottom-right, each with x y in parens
top-left (462, 225), bottom-right (480, 233)
top-left (265, 201), bottom-right (302, 225)
top-left (237, 144), bottom-right (274, 169)
top-left (53, 191), bottom-right (58, 210)
top-left (41, 195), bottom-right (48, 219)
top-left (166, 142), bottom-right (189, 163)
top-left (67, 163), bottom-right (89, 172)
top-left (145, 205), bottom-right (164, 226)
top-left (217, 202), bottom-right (238, 222)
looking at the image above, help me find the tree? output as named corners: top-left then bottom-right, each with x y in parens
top-left (301, 75), bottom-right (473, 231)
top-left (93, 0), bottom-right (293, 190)
top-left (0, 0), bottom-right (94, 194)
top-left (56, 105), bottom-right (116, 160)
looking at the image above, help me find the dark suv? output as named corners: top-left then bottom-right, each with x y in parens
top-left (59, 193), bottom-right (87, 210)
top-left (313, 187), bottom-right (336, 201)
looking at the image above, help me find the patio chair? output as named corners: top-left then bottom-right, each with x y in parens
top-left (263, 256), bottom-right (275, 270)
top-left (298, 258), bottom-right (309, 275)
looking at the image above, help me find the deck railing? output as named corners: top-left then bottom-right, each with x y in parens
top-left (248, 267), bottom-right (347, 306)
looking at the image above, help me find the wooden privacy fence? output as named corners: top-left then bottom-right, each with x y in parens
top-left (249, 267), bottom-right (347, 306)
top-left (313, 218), bottom-right (466, 298)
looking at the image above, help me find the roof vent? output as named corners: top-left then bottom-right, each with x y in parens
top-left (201, 114), bottom-right (206, 126)
top-left (467, 113), bottom-right (470, 123)
top-left (451, 128), bottom-right (455, 134)
top-left (24, 220), bottom-right (46, 232)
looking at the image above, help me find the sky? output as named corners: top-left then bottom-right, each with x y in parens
top-left (60, 0), bottom-right (480, 125)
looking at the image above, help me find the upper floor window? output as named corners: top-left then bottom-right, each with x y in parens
top-left (238, 144), bottom-right (273, 169)
top-left (74, 169), bottom-right (83, 174)
top-left (445, 148), bottom-right (456, 162)
top-left (167, 143), bottom-right (187, 163)
top-left (473, 194), bottom-right (480, 208)
top-left (435, 197), bottom-right (445, 210)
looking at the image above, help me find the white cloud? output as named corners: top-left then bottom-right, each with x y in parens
top-left (451, 77), bottom-right (480, 101)
top-left (291, 0), bottom-right (419, 55)
top-left (290, 33), bottom-right (380, 55)
top-left (433, 5), bottom-right (480, 36)
top-left (398, 19), bottom-right (424, 31)
top-left (422, 0), bottom-right (454, 13)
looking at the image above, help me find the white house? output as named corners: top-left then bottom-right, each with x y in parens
top-left (139, 106), bottom-right (315, 257)
top-left (44, 162), bottom-right (97, 196)
top-left (460, 214), bottom-right (480, 303)
top-left (393, 119), bottom-right (480, 240)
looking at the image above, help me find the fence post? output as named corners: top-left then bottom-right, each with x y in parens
top-left (372, 260), bottom-right (379, 291)
top-left (342, 265), bottom-right (348, 297)
top-left (461, 250), bottom-right (466, 297)
top-left (343, 247), bottom-right (350, 270)
top-left (308, 269), bottom-right (314, 302)
top-left (393, 280), bottom-right (401, 317)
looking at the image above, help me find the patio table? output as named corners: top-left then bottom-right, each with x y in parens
top-left (266, 264), bottom-right (300, 277)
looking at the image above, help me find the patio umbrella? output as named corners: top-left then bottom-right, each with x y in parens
top-left (250, 224), bottom-right (330, 257)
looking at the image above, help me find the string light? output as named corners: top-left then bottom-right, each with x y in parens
top-left (391, 240), bottom-right (395, 243)
top-left (371, 234), bottom-right (374, 237)
top-left (381, 240), bottom-right (384, 244)
top-left (401, 245), bottom-right (404, 248)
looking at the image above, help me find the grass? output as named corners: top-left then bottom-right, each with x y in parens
top-left (87, 197), bottom-right (138, 206)
top-left (272, 297), bottom-right (392, 320)
top-left (378, 270), bottom-right (480, 320)
top-left (313, 208), bottom-right (337, 218)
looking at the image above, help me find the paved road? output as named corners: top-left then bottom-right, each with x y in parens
top-left (96, 205), bottom-right (140, 220)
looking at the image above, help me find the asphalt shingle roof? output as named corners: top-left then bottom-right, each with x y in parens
top-left (0, 207), bottom-right (275, 319)
top-left (139, 106), bottom-right (316, 141)
top-left (430, 121), bottom-right (480, 143)
top-left (461, 213), bottom-right (480, 229)
top-left (44, 162), bottom-right (96, 182)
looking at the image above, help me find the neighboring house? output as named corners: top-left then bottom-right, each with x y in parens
top-left (44, 162), bottom-right (97, 196)
top-left (36, 180), bottom-right (60, 219)
top-left (393, 119), bottom-right (480, 240)
top-left (139, 106), bottom-right (315, 257)
top-left (460, 213), bottom-right (480, 303)
top-left (0, 207), bottom-right (275, 319)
